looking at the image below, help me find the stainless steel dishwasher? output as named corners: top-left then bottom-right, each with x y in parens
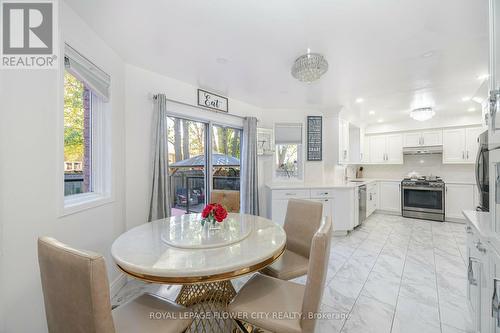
top-left (358, 185), bottom-right (367, 226)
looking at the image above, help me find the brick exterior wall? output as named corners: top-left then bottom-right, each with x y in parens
top-left (83, 86), bottom-right (91, 192)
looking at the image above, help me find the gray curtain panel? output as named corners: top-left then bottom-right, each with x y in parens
top-left (241, 117), bottom-right (260, 215)
top-left (148, 94), bottom-right (171, 222)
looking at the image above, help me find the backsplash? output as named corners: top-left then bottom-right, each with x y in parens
top-left (361, 154), bottom-right (475, 182)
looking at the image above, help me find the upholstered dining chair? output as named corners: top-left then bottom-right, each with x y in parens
top-left (210, 190), bottom-right (240, 213)
top-left (228, 216), bottom-right (332, 333)
top-left (37, 237), bottom-right (193, 333)
top-left (261, 199), bottom-right (323, 280)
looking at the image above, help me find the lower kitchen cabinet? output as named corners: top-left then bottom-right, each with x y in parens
top-left (268, 186), bottom-right (359, 234)
top-left (466, 222), bottom-right (490, 332)
top-left (378, 181), bottom-right (401, 213)
top-left (446, 184), bottom-right (475, 220)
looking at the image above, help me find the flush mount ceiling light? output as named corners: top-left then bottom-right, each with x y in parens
top-left (410, 107), bottom-right (435, 121)
top-left (291, 50), bottom-right (328, 83)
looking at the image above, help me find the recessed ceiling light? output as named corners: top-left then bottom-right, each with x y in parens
top-left (477, 74), bottom-right (490, 81)
top-left (368, 110), bottom-right (375, 115)
top-left (468, 107), bottom-right (477, 112)
top-left (421, 51), bottom-right (435, 58)
top-left (461, 96), bottom-right (471, 102)
top-left (216, 57), bottom-right (229, 64)
top-left (377, 118), bottom-right (383, 123)
top-left (355, 98), bottom-right (364, 103)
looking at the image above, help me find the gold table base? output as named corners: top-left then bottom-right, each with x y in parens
top-left (175, 280), bottom-right (238, 333)
top-left (175, 280), bottom-right (270, 333)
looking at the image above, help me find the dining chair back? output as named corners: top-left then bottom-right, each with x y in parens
top-left (283, 199), bottom-right (323, 258)
top-left (210, 190), bottom-right (240, 213)
top-left (38, 237), bottom-right (115, 333)
top-left (300, 216), bottom-right (332, 332)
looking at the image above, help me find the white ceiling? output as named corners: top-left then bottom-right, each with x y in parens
top-left (65, 0), bottom-right (489, 124)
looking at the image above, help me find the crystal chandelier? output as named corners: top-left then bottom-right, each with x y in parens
top-left (410, 107), bottom-right (435, 121)
top-left (291, 51), bottom-right (328, 83)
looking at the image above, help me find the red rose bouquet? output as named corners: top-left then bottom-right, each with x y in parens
top-left (201, 203), bottom-right (228, 226)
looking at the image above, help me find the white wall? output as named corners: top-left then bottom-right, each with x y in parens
top-left (124, 65), bottom-right (267, 228)
top-left (0, 3), bottom-right (126, 332)
top-left (123, 66), bottom-right (343, 222)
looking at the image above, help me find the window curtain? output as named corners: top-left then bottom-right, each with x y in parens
top-left (148, 94), bottom-right (171, 221)
top-left (241, 117), bottom-right (259, 215)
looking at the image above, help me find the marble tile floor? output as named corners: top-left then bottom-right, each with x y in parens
top-left (113, 213), bottom-right (471, 333)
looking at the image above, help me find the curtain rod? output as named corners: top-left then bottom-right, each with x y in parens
top-left (151, 93), bottom-right (258, 122)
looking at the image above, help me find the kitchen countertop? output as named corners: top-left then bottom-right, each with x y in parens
top-left (267, 179), bottom-right (379, 190)
top-left (267, 178), bottom-right (475, 190)
top-left (463, 210), bottom-right (491, 238)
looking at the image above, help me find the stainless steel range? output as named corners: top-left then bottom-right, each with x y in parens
top-left (401, 177), bottom-right (445, 222)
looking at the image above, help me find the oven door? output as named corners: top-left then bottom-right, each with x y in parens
top-left (402, 186), bottom-right (444, 213)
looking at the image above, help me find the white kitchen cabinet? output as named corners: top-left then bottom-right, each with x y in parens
top-left (269, 185), bottom-right (358, 234)
top-left (422, 130), bottom-right (443, 146)
top-left (386, 134), bottom-right (404, 164)
top-left (361, 135), bottom-right (370, 163)
top-left (338, 119), bottom-right (350, 163)
top-left (403, 130), bottom-right (442, 147)
top-left (466, 127), bottom-right (483, 162)
top-left (369, 135), bottom-right (386, 163)
top-left (443, 127), bottom-right (482, 164)
top-left (443, 128), bottom-right (467, 163)
top-left (489, 246), bottom-right (500, 333)
top-left (368, 134), bottom-right (403, 164)
top-left (378, 181), bottom-right (401, 213)
top-left (445, 184), bottom-right (475, 220)
top-left (403, 132), bottom-right (422, 147)
top-left (466, 221), bottom-right (490, 333)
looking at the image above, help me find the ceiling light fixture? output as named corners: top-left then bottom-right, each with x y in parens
top-left (355, 98), bottom-right (364, 103)
top-left (368, 110), bottom-right (375, 115)
top-left (410, 107), bottom-right (435, 121)
top-left (377, 118), bottom-right (384, 123)
top-left (468, 107), bottom-right (477, 112)
top-left (462, 96), bottom-right (471, 102)
top-left (291, 50), bottom-right (328, 83)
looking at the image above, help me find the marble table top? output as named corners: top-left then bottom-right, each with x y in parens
top-left (111, 213), bottom-right (286, 283)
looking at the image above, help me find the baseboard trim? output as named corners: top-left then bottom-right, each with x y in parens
top-left (445, 217), bottom-right (466, 224)
top-left (110, 273), bottom-right (127, 297)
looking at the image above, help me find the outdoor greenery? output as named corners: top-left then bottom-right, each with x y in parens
top-left (167, 117), bottom-right (241, 163)
top-left (64, 71), bottom-right (85, 163)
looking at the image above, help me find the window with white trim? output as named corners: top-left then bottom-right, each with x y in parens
top-left (274, 123), bottom-right (303, 180)
top-left (63, 44), bottom-right (111, 207)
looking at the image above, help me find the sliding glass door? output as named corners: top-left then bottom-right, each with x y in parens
top-left (167, 116), bottom-right (242, 216)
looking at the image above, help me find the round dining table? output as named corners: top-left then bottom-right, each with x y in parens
top-left (111, 213), bottom-right (286, 333)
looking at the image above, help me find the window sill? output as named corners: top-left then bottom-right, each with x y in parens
top-left (61, 192), bottom-right (113, 217)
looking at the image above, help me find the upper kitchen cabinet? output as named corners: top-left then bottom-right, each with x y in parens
top-left (403, 130), bottom-right (442, 147)
top-left (338, 118), bottom-right (350, 163)
top-left (368, 134), bottom-right (403, 164)
top-left (443, 127), bottom-right (483, 164)
top-left (489, 0), bottom-right (500, 148)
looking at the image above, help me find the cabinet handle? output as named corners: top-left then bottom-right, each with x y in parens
top-left (422, 137), bottom-right (424, 145)
top-left (465, 225), bottom-right (473, 234)
top-left (467, 151), bottom-right (469, 159)
top-left (468, 257), bottom-right (477, 286)
top-left (492, 279), bottom-right (500, 327)
top-left (462, 151), bottom-right (465, 160)
top-left (285, 192), bottom-right (296, 196)
top-left (475, 240), bottom-right (487, 253)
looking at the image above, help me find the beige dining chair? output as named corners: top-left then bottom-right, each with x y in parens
top-left (261, 199), bottom-right (323, 280)
top-left (228, 216), bottom-right (332, 333)
top-left (210, 190), bottom-right (240, 213)
top-left (37, 237), bottom-right (193, 333)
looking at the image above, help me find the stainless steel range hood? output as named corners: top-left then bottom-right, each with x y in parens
top-left (403, 146), bottom-right (443, 155)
